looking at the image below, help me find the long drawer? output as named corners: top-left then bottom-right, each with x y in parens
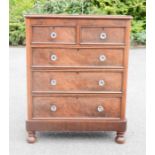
top-left (32, 96), bottom-right (121, 118)
top-left (32, 48), bottom-right (124, 68)
top-left (32, 71), bottom-right (123, 92)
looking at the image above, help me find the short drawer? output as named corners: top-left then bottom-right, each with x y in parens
top-left (32, 48), bottom-right (124, 67)
top-left (32, 71), bottom-right (123, 92)
top-left (80, 27), bottom-right (125, 44)
top-left (32, 96), bottom-right (121, 118)
top-left (32, 26), bottom-right (76, 44)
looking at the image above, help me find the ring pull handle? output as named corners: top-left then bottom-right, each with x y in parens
top-left (100, 32), bottom-right (107, 40)
top-left (97, 105), bottom-right (104, 112)
top-left (50, 79), bottom-right (57, 86)
top-left (99, 80), bottom-right (105, 86)
top-left (50, 104), bottom-right (57, 112)
top-left (51, 54), bottom-right (57, 61)
top-left (50, 32), bottom-right (57, 39)
top-left (99, 54), bottom-right (106, 62)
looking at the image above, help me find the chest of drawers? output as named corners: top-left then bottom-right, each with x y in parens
top-left (25, 15), bottom-right (132, 144)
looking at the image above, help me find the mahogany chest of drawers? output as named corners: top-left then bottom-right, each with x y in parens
top-left (25, 15), bottom-right (132, 144)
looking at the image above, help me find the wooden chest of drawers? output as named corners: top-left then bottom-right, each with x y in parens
top-left (25, 15), bottom-right (132, 144)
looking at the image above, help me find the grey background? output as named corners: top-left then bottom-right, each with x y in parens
top-left (10, 48), bottom-right (145, 155)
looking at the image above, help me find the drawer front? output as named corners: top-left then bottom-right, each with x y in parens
top-left (33, 96), bottom-right (121, 118)
top-left (80, 27), bottom-right (125, 44)
top-left (32, 71), bottom-right (122, 92)
top-left (32, 48), bottom-right (124, 67)
top-left (32, 26), bottom-right (76, 44)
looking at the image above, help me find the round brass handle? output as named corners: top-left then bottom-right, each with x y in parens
top-left (50, 104), bottom-right (57, 112)
top-left (50, 32), bottom-right (57, 39)
top-left (97, 105), bottom-right (104, 112)
top-left (50, 79), bottom-right (57, 86)
top-left (99, 55), bottom-right (106, 62)
top-left (99, 80), bottom-right (105, 86)
top-left (100, 32), bottom-right (107, 40)
top-left (51, 54), bottom-right (57, 61)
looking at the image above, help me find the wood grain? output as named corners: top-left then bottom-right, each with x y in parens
top-left (32, 48), bottom-right (124, 67)
top-left (121, 20), bottom-right (131, 119)
top-left (26, 18), bottom-right (33, 119)
top-left (32, 96), bottom-right (121, 118)
top-left (26, 119), bottom-right (127, 132)
top-left (32, 26), bottom-right (76, 44)
top-left (25, 15), bottom-right (132, 143)
top-left (25, 14), bottom-right (132, 20)
top-left (32, 71), bottom-right (123, 92)
top-left (81, 27), bottom-right (125, 44)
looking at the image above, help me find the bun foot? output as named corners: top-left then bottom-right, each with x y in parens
top-left (27, 131), bottom-right (36, 143)
top-left (115, 132), bottom-right (125, 144)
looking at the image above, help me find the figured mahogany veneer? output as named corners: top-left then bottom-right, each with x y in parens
top-left (32, 26), bottom-right (76, 44)
top-left (32, 48), bottom-right (124, 67)
top-left (25, 15), bottom-right (132, 144)
top-left (81, 27), bottom-right (125, 44)
top-left (33, 96), bottom-right (121, 118)
top-left (32, 71), bottom-right (123, 92)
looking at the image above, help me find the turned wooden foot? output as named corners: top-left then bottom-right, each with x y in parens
top-left (115, 132), bottom-right (125, 144)
top-left (27, 131), bottom-right (36, 143)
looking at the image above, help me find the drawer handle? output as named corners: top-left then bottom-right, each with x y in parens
top-left (97, 105), bottom-right (104, 112)
top-left (100, 32), bottom-right (107, 40)
top-left (99, 80), bottom-right (105, 86)
top-left (51, 54), bottom-right (57, 61)
top-left (99, 55), bottom-right (106, 62)
top-left (50, 79), bottom-right (57, 86)
top-left (50, 104), bottom-right (57, 112)
top-left (50, 32), bottom-right (57, 39)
